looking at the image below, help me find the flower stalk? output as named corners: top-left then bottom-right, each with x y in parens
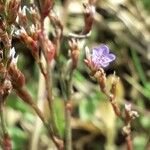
top-left (85, 44), bottom-right (139, 150)
top-left (63, 39), bottom-right (80, 150)
top-left (0, 103), bottom-right (12, 150)
top-left (38, 30), bottom-right (59, 137)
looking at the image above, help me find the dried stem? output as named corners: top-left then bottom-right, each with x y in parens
top-left (38, 20), bottom-right (59, 136)
top-left (46, 62), bottom-right (58, 134)
top-left (58, 59), bottom-right (72, 150)
top-left (0, 103), bottom-right (7, 136)
top-left (95, 70), bottom-right (121, 117)
top-left (68, 1), bottom-right (95, 39)
top-left (64, 69), bottom-right (74, 150)
top-left (126, 134), bottom-right (133, 150)
top-left (64, 38), bottom-right (80, 150)
top-left (14, 86), bottom-right (63, 149)
top-left (39, 44), bottom-right (59, 137)
top-left (0, 103), bottom-right (12, 150)
top-left (85, 66), bottom-right (136, 150)
top-left (64, 102), bottom-right (72, 150)
top-left (15, 87), bottom-right (46, 124)
top-left (30, 70), bottom-right (45, 150)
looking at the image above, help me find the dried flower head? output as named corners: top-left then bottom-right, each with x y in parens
top-left (69, 39), bottom-right (80, 69)
top-left (9, 47), bottom-right (16, 59)
top-left (7, 0), bottom-right (20, 24)
top-left (92, 44), bottom-right (116, 68)
top-left (125, 103), bottom-right (132, 112)
top-left (125, 103), bottom-right (139, 121)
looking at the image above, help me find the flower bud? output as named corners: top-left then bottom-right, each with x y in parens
top-left (110, 74), bottom-right (119, 99)
top-left (0, 79), bottom-right (12, 103)
top-left (7, 0), bottom-right (20, 24)
top-left (3, 80), bottom-right (12, 95)
top-left (8, 47), bottom-right (15, 59)
top-left (82, 3), bottom-right (95, 34)
top-left (38, 31), bottom-right (55, 63)
top-left (0, 17), bottom-right (6, 31)
top-left (66, 101), bottom-right (73, 113)
top-left (18, 6), bottom-right (28, 28)
top-left (0, 50), bottom-right (3, 62)
top-left (16, 28), bottom-right (40, 62)
top-left (122, 125), bottom-right (131, 136)
top-left (96, 69), bottom-right (106, 93)
top-left (125, 103), bottom-right (139, 124)
top-left (8, 48), bottom-right (25, 88)
top-left (69, 39), bottom-right (80, 69)
top-left (0, 29), bottom-right (11, 50)
top-left (29, 6), bottom-right (40, 25)
top-left (84, 46), bottom-right (97, 73)
top-left (0, 63), bottom-right (5, 74)
top-left (41, 0), bottom-right (53, 20)
top-left (8, 63), bottom-right (25, 88)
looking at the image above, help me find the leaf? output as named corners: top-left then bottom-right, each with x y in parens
top-left (9, 127), bottom-right (28, 150)
top-left (79, 92), bottom-right (104, 121)
top-left (133, 134), bottom-right (147, 150)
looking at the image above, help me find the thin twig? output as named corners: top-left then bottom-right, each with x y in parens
top-left (15, 86), bottom-right (63, 149)
top-left (30, 62), bottom-right (45, 150)
top-left (38, 30), bottom-right (59, 137)
top-left (0, 103), bottom-right (12, 150)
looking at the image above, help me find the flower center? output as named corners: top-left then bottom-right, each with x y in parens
top-left (99, 54), bottom-right (108, 63)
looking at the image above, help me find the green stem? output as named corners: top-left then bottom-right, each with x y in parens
top-left (0, 104), bottom-right (7, 136)
top-left (66, 69), bottom-right (74, 98)
top-left (64, 103), bottom-right (72, 150)
top-left (57, 57), bottom-right (73, 150)
top-left (64, 67), bottom-right (74, 150)
top-left (45, 62), bottom-right (59, 136)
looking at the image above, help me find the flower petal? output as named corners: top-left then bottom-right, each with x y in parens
top-left (101, 62), bottom-right (109, 68)
top-left (92, 47), bottom-right (103, 57)
top-left (107, 53), bottom-right (116, 61)
top-left (100, 44), bottom-right (109, 55)
top-left (91, 44), bottom-right (116, 69)
top-left (92, 56), bottom-right (99, 65)
top-left (92, 48), bottom-right (100, 57)
top-left (93, 44), bottom-right (109, 55)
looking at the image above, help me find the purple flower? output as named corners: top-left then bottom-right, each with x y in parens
top-left (91, 44), bottom-right (116, 68)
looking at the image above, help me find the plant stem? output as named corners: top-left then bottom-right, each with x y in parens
top-left (126, 135), bottom-right (133, 150)
top-left (64, 68), bottom-right (74, 150)
top-left (0, 103), bottom-right (7, 136)
top-left (30, 70), bottom-right (45, 150)
top-left (15, 87), bottom-right (63, 149)
top-left (57, 57), bottom-right (73, 150)
top-left (46, 62), bottom-right (58, 133)
top-left (39, 56), bottom-right (59, 136)
top-left (0, 103), bottom-right (12, 150)
top-left (64, 102), bottom-right (72, 150)
top-left (38, 29), bottom-right (59, 136)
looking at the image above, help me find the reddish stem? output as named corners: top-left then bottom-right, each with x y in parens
top-left (126, 135), bottom-right (133, 150)
top-left (3, 134), bottom-right (12, 150)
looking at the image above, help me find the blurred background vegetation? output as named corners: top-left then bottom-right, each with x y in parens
top-left (3, 0), bottom-right (150, 150)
